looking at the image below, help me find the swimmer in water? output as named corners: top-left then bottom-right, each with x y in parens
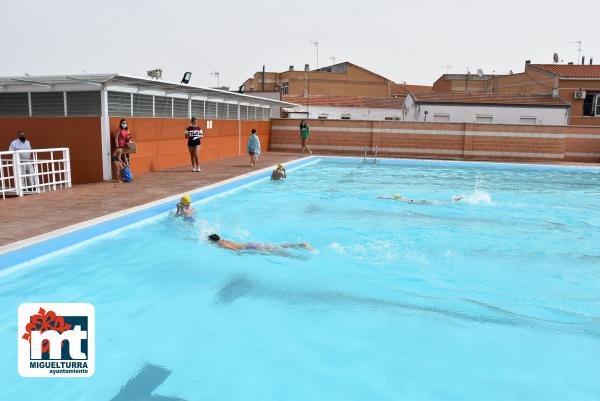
top-left (175, 194), bottom-right (196, 222)
top-left (271, 164), bottom-right (287, 180)
top-left (208, 233), bottom-right (312, 256)
top-left (378, 194), bottom-right (463, 205)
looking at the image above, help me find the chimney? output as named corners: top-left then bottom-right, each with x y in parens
top-left (304, 64), bottom-right (310, 72)
top-left (582, 56), bottom-right (585, 65)
top-left (289, 65), bottom-right (294, 71)
top-left (568, 62), bottom-right (574, 65)
top-left (590, 57), bottom-right (594, 65)
top-left (525, 60), bottom-right (531, 67)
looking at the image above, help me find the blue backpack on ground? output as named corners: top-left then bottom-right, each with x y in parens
top-left (121, 166), bottom-right (133, 182)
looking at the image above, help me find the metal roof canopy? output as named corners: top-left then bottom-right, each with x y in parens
top-left (0, 73), bottom-right (295, 107)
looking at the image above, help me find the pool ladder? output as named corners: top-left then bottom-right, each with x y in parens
top-left (363, 145), bottom-right (379, 163)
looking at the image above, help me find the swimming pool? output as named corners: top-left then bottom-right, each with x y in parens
top-left (2, 157), bottom-right (600, 400)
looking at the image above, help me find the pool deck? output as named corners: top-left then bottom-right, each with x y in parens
top-left (0, 152), bottom-right (301, 248)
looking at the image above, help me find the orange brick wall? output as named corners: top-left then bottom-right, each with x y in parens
top-left (270, 119), bottom-right (600, 163)
top-left (110, 118), bottom-right (271, 175)
top-left (0, 117), bottom-right (103, 184)
top-left (0, 117), bottom-right (270, 184)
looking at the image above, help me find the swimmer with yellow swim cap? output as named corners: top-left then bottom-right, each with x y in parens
top-left (271, 164), bottom-right (287, 180)
top-left (175, 194), bottom-right (196, 222)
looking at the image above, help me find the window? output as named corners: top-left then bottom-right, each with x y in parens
top-left (583, 93), bottom-right (600, 117)
top-left (433, 113), bottom-right (450, 122)
top-left (0, 93), bottom-right (29, 116)
top-left (318, 113), bottom-right (328, 119)
top-left (280, 82), bottom-right (289, 95)
top-left (154, 96), bottom-right (172, 118)
top-left (341, 114), bottom-right (351, 120)
top-left (191, 100), bottom-right (205, 119)
top-left (519, 116), bottom-right (537, 125)
top-left (384, 116), bottom-right (401, 121)
top-left (205, 101), bottom-right (217, 119)
top-left (475, 115), bottom-right (493, 123)
top-left (132, 94), bottom-right (153, 117)
top-left (67, 91), bottom-right (101, 116)
top-left (173, 98), bottom-right (189, 118)
top-left (31, 92), bottom-right (64, 116)
top-left (108, 91), bottom-right (132, 116)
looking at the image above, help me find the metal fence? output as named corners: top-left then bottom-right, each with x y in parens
top-left (0, 148), bottom-right (71, 199)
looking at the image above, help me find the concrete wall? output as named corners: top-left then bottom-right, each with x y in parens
top-left (284, 105), bottom-right (404, 120)
top-left (0, 117), bottom-right (103, 184)
top-left (270, 118), bottom-right (600, 162)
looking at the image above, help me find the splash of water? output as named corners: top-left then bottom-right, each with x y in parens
top-left (458, 175), bottom-right (494, 205)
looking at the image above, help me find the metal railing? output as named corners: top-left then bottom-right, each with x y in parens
top-left (0, 148), bottom-right (71, 199)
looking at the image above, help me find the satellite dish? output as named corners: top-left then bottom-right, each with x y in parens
top-left (476, 69), bottom-right (484, 77)
top-left (553, 53), bottom-right (559, 63)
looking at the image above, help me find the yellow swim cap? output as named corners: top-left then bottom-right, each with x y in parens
top-left (277, 164), bottom-right (284, 170)
top-left (180, 194), bottom-right (192, 205)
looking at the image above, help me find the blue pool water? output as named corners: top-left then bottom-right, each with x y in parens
top-left (1, 158), bottom-right (600, 400)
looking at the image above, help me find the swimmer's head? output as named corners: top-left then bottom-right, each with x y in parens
top-left (276, 164), bottom-right (284, 170)
top-left (208, 234), bottom-right (220, 242)
top-left (393, 194), bottom-right (403, 200)
top-left (180, 194), bottom-right (192, 205)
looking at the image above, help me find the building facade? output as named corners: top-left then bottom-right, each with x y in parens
top-left (404, 92), bottom-right (570, 125)
top-left (0, 74), bottom-right (288, 183)
top-left (242, 62), bottom-right (395, 98)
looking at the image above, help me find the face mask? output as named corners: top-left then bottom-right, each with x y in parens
top-left (121, 123), bottom-right (127, 129)
top-left (19, 137), bottom-right (26, 142)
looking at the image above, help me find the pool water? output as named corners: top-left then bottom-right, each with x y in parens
top-left (1, 158), bottom-right (600, 400)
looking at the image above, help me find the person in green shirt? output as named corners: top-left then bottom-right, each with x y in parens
top-left (299, 120), bottom-right (312, 156)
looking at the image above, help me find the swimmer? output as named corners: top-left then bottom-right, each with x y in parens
top-left (175, 194), bottom-right (196, 222)
top-left (378, 194), bottom-right (463, 205)
top-left (208, 233), bottom-right (312, 256)
top-left (271, 164), bottom-right (287, 180)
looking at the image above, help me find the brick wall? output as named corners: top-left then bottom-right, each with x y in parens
top-left (271, 119), bottom-right (600, 162)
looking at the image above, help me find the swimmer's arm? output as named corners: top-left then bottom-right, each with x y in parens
top-left (220, 242), bottom-right (240, 251)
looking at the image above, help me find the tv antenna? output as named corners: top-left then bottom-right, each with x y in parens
top-left (476, 68), bottom-right (484, 78)
top-left (570, 39), bottom-right (583, 61)
top-left (438, 64), bottom-right (451, 74)
top-left (330, 56), bottom-right (336, 65)
top-left (210, 71), bottom-right (220, 87)
top-left (310, 40), bottom-right (319, 68)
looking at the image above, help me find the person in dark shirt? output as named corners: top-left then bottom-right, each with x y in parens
top-left (184, 117), bottom-right (204, 172)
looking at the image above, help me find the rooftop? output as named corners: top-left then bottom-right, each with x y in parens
top-left (528, 64), bottom-right (600, 79)
top-left (410, 92), bottom-right (570, 107)
top-left (282, 95), bottom-right (404, 109)
top-left (391, 83), bottom-right (433, 96)
top-left (0, 73), bottom-right (293, 107)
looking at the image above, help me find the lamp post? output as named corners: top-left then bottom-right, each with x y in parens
top-left (210, 71), bottom-right (220, 87)
top-left (310, 40), bottom-right (319, 69)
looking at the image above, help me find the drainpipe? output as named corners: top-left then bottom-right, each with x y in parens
top-left (99, 86), bottom-right (112, 180)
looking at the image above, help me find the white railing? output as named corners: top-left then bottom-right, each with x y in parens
top-left (0, 148), bottom-right (71, 199)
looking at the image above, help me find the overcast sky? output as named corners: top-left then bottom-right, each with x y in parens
top-left (1, 0), bottom-right (598, 88)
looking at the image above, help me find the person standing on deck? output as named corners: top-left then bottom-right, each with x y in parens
top-left (299, 120), bottom-right (312, 156)
top-left (185, 117), bottom-right (203, 172)
top-left (247, 128), bottom-right (261, 167)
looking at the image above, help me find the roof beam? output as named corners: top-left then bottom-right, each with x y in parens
top-left (10, 78), bottom-right (52, 88)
